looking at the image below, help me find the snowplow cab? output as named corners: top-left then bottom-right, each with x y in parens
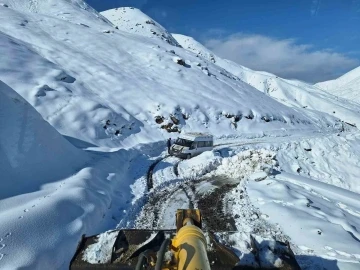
top-left (170, 132), bottom-right (213, 159)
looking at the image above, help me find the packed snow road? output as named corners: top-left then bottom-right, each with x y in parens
top-left (140, 172), bottom-right (239, 231)
top-left (140, 130), bottom-right (359, 231)
top-left (118, 131), bottom-right (360, 269)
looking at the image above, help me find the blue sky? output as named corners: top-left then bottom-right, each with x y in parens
top-left (86, 0), bottom-right (360, 82)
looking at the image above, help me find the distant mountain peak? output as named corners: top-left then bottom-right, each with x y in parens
top-left (316, 66), bottom-right (360, 104)
top-left (172, 34), bottom-right (216, 63)
top-left (101, 7), bottom-right (180, 46)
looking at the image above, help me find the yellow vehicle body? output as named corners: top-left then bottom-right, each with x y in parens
top-left (70, 209), bottom-right (300, 270)
top-left (171, 211), bottom-right (211, 270)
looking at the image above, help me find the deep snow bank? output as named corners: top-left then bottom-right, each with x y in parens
top-left (0, 80), bottom-right (168, 269)
top-left (0, 80), bottom-right (85, 199)
top-left (276, 133), bottom-right (360, 193)
top-left (247, 175), bottom-right (360, 269)
top-left (0, 120), bottom-right (165, 270)
top-left (177, 149), bottom-right (276, 181)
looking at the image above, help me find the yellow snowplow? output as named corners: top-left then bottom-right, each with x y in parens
top-left (70, 209), bottom-right (300, 269)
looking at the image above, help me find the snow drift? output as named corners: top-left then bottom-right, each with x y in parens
top-left (0, 80), bottom-right (85, 199)
top-left (0, 81), bottom-right (165, 269)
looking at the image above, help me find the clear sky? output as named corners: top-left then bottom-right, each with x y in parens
top-left (85, 0), bottom-right (360, 83)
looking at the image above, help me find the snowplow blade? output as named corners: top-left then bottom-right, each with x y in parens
top-left (70, 229), bottom-right (240, 269)
top-left (70, 209), bottom-right (301, 269)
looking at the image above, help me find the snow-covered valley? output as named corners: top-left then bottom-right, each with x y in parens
top-left (0, 1), bottom-right (360, 269)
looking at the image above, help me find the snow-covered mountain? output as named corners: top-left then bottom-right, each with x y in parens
top-left (316, 66), bottom-right (360, 104)
top-left (1, 2), bottom-right (360, 269)
top-left (100, 7), bottom-right (180, 46)
top-left (173, 34), bottom-right (360, 127)
top-left (172, 34), bottom-right (218, 63)
top-left (0, 2), bottom-right (341, 150)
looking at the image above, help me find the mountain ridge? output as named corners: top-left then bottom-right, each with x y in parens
top-left (172, 33), bottom-right (360, 127)
top-left (0, 2), bottom-right (343, 150)
top-left (316, 66), bottom-right (360, 104)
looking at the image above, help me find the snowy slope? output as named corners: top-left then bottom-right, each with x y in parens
top-left (248, 173), bottom-right (360, 269)
top-left (0, 82), bottom-right (165, 269)
top-left (3, 0), bottom-right (111, 26)
top-left (172, 34), bottom-right (217, 63)
top-left (0, 2), bottom-right (341, 150)
top-left (0, 80), bottom-right (85, 199)
top-left (101, 7), bottom-right (179, 46)
top-left (173, 34), bottom-right (360, 127)
top-left (0, 80), bottom-right (94, 268)
top-left (316, 66), bottom-right (360, 104)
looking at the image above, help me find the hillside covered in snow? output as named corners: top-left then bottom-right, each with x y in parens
top-left (0, 3), bottom-right (337, 150)
top-left (0, 1), bottom-right (359, 270)
top-left (172, 34), bottom-right (360, 128)
top-left (316, 66), bottom-right (360, 104)
top-left (100, 7), bottom-right (180, 46)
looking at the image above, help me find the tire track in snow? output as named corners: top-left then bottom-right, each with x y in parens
top-left (142, 133), bottom-right (342, 231)
top-left (142, 139), bottom-right (278, 230)
top-left (140, 156), bottom-right (182, 227)
top-left (137, 174), bottom-right (237, 231)
top-left (135, 185), bottom-right (180, 229)
top-left (197, 180), bottom-right (237, 232)
top-left (147, 156), bottom-right (182, 191)
top-left (146, 156), bottom-right (168, 191)
top-left (179, 182), bottom-right (196, 209)
top-left (173, 160), bottom-right (180, 177)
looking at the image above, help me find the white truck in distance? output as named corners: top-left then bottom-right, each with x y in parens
top-left (170, 133), bottom-right (214, 159)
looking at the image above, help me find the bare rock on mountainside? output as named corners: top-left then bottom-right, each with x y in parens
top-left (172, 57), bottom-right (190, 67)
top-left (160, 122), bottom-right (180, 133)
top-left (182, 113), bottom-right (189, 120)
top-left (34, 84), bottom-right (56, 97)
top-left (145, 20), bottom-right (155, 25)
top-left (234, 115), bottom-right (241, 122)
top-left (170, 114), bottom-right (180, 125)
top-left (155, 116), bottom-right (165, 124)
top-left (55, 71), bottom-right (76, 83)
